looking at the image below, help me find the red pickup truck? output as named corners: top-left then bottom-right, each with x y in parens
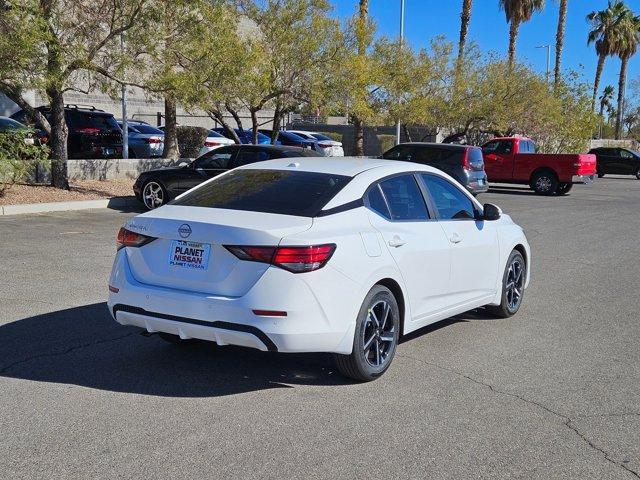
top-left (481, 137), bottom-right (597, 195)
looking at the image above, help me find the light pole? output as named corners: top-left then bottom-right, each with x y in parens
top-left (120, 32), bottom-right (129, 159)
top-left (536, 44), bottom-right (551, 83)
top-left (395, 0), bottom-right (405, 145)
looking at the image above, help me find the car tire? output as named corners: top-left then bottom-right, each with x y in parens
top-left (141, 180), bottom-right (168, 210)
top-left (487, 250), bottom-right (527, 318)
top-left (597, 171), bottom-right (605, 178)
top-left (555, 182), bottom-right (573, 195)
top-left (531, 171), bottom-right (558, 196)
top-left (334, 285), bottom-right (400, 382)
top-left (157, 332), bottom-right (196, 345)
top-left (635, 168), bottom-right (640, 180)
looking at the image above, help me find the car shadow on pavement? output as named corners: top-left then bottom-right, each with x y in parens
top-left (0, 303), bottom-right (351, 397)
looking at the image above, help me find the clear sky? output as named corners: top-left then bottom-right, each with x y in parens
top-left (330, 0), bottom-right (640, 96)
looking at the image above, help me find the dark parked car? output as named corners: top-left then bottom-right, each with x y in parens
top-left (11, 105), bottom-right (122, 159)
top-left (382, 143), bottom-right (489, 195)
top-left (589, 147), bottom-right (640, 179)
top-left (258, 129), bottom-right (317, 150)
top-left (133, 144), bottom-right (322, 209)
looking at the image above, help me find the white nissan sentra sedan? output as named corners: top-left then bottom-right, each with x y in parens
top-left (108, 157), bottom-right (530, 381)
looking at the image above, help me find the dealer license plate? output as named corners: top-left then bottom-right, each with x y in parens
top-left (169, 240), bottom-right (211, 270)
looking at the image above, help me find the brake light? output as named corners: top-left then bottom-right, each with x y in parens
top-left (76, 127), bottom-right (101, 135)
top-left (224, 244), bottom-right (336, 273)
top-left (204, 141), bottom-right (221, 147)
top-left (116, 227), bottom-right (155, 249)
top-left (319, 142), bottom-right (332, 149)
top-left (144, 137), bottom-right (163, 144)
top-left (462, 149), bottom-right (471, 171)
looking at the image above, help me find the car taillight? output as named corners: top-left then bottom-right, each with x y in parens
top-left (76, 127), bottom-right (101, 135)
top-left (116, 227), bottom-right (155, 249)
top-left (462, 149), bottom-right (471, 171)
top-left (144, 137), bottom-right (163, 144)
top-left (204, 141), bottom-right (221, 147)
top-left (224, 244), bottom-right (336, 273)
top-left (319, 143), bottom-right (332, 149)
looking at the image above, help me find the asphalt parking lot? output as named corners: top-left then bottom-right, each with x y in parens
top-left (0, 177), bottom-right (639, 479)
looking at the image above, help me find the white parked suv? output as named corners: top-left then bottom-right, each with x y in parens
top-left (108, 158), bottom-right (530, 381)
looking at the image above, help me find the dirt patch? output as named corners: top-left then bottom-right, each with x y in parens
top-left (0, 180), bottom-right (135, 206)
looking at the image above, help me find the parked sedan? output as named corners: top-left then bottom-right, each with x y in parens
top-left (133, 144), bottom-right (321, 209)
top-left (289, 130), bottom-right (344, 156)
top-left (118, 121), bottom-right (164, 158)
top-left (110, 158), bottom-right (530, 381)
top-left (198, 130), bottom-right (235, 157)
top-left (589, 147), bottom-right (640, 179)
top-left (382, 143), bottom-right (489, 195)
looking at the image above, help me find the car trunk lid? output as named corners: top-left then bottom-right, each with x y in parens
top-left (123, 205), bottom-right (313, 296)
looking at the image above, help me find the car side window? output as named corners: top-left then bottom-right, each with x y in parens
top-left (482, 141), bottom-right (499, 154)
top-left (421, 174), bottom-right (476, 220)
top-left (619, 149), bottom-right (633, 159)
top-left (498, 141), bottom-right (513, 154)
top-left (378, 175), bottom-right (429, 221)
top-left (230, 148), bottom-right (270, 168)
top-left (383, 145), bottom-right (416, 161)
top-left (366, 184), bottom-right (391, 219)
top-left (528, 141), bottom-right (536, 153)
top-left (194, 148), bottom-right (234, 169)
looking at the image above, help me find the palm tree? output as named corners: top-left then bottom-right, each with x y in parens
top-left (353, 0), bottom-right (368, 156)
top-left (499, 0), bottom-right (546, 67)
top-left (614, 11), bottom-right (640, 139)
top-left (457, 0), bottom-right (473, 65)
top-left (554, 0), bottom-right (568, 87)
top-left (599, 85), bottom-right (615, 118)
top-left (599, 85), bottom-right (615, 138)
top-left (587, 1), bottom-right (627, 109)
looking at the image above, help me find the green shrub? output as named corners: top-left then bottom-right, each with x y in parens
top-left (176, 126), bottom-right (208, 158)
top-left (377, 134), bottom-right (396, 154)
top-left (0, 130), bottom-right (49, 196)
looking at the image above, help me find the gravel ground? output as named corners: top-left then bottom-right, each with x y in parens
top-left (0, 180), bottom-right (134, 206)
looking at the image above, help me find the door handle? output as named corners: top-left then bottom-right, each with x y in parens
top-left (449, 232), bottom-right (463, 244)
top-left (388, 235), bottom-right (406, 247)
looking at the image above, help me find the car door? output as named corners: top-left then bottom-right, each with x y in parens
top-left (618, 149), bottom-right (636, 174)
top-left (482, 140), bottom-right (513, 180)
top-left (366, 174), bottom-right (452, 321)
top-left (420, 173), bottom-right (500, 306)
top-left (180, 146), bottom-right (237, 191)
top-left (597, 148), bottom-right (618, 174)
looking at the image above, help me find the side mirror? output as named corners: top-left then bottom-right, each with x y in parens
top-left (482, 203), bottom-right (501, 221)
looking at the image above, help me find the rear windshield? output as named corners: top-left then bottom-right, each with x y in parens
top-left (0, 117), bottom-right (25, 130)
top-left (467, 148), bottom-right (484, 167)
top-left (131, 124), bottom-right (163, 135)
top-left (68, 112), bottom-right (120, 130)
top-left (310, 133), bottom-right (333, 141)
top-left (171, 169), bottom-right (351, 217)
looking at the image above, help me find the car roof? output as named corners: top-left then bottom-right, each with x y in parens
top-left (238, 156), bottom-right (443, 177)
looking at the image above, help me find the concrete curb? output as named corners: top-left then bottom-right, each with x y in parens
top-left (0, 197), bottom-right (140, 216)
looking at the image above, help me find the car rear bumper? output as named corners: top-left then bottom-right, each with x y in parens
top-left (572, 174), bottom-right (596, 184)
top-left (107, 249), bottom-right (358, 354)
